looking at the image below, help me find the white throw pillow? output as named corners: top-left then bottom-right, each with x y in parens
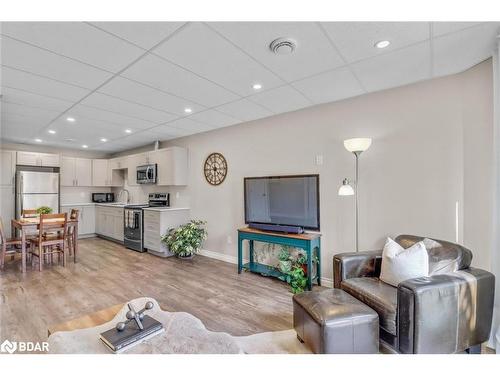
top-left (423, 237), bottom-right (441, 250)
top-left (380, 238), bottom-right (429, 287)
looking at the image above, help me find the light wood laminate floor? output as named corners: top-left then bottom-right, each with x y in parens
top-left (0, 237), bottom-right (298, 343)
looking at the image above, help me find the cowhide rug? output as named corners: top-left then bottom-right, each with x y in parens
top-left (47, 297), bottom-right (311, 354)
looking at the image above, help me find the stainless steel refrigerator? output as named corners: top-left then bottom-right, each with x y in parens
top-left (15, 169), bottom-right (59, 219)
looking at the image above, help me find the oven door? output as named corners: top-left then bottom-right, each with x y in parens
top-left (124, 208), bottom-right (144, 251)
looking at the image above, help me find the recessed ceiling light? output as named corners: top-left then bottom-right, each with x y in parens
top-left (82, 145), bottom-right (88, 149)
top-left (48, 129), bottom-right (56, 134)
top-left (66, 117), bottom-right (76, 123)
top-left (184, 108), bottom-right (193, 114)
top-left (100, 138), bottom-right (107, 142)
top-left (34, 138), bottom-right (42, 143)
top-left (125, 129), bottom-right (132, 134)
top-left (252, 83), bottom-right (262, 90)
top-left (374, 40), bottom-right (390, 49)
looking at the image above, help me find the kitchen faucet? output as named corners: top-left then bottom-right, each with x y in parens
top-left (118, 189), bottom-right (130, 204)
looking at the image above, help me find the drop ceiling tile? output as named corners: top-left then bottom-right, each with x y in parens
top-left (189, 109), bottom-right (240, 128)
top-left (248, 85), bottom-right (310, 113)
top-left (292, 67), bottom-right (364, 104)
top-left (2, 22), bottom-right (144, 72)
top-left (50, 117), bottom-right (126, 144)
top-left (1, 86), bottom-right (73, 112)
top-left (2, 101), bottom-right (61, 122)
top-left (80, 92), bottom-right (177, 124)
top-left (432, 22), bottom-right (483, 37)
top-left (321, 22), bottom-right (429, 63)
top-left (89, 22), bottom-right (183, 50)
top-left (1, 66), bottom-right (90, 101)
top-left (1, 37), bottom-right (112, 89)
top-left (216, 98), bottom-right (273, 122)
top-left (350, 42), bottom-right (431, 92)
top-left (98, 76), bottom-right (204, 116)
top-left (144, 126), bottom-right (191, 138)
top-left (121, 53), bottom-right (239, 107)
top-left (210, 22), bottom-right (345, 82)
top-left (433, 23), bottom-right (500, 77)
top-left (166, 117), bottom-right (214, 132)
top-left (70, 104), bottom-right (156, 130)
top-left (153, 22), bottom-right (284, 96)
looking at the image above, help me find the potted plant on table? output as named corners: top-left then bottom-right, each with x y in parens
top-left (36, 206), bottom-right (53, 215)
top-left (161, 220), bottom-right (207, 259)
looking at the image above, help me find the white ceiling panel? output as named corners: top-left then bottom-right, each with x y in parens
top-left (1, 36), bottom-right (112, 89)
top-left (89, 22), bottom-right (183, 50)
top-left (1, 66), bottom-right (90, 101)
top-left (292, 67), bottom-right (364, 104)
top-left (216, 99), bottom-right (273, 122)
top-left (1, 86), bottom-right (73, 112)
top-left (2, 101), bottom-right (61, 122)
top-left (350, 42), bottom-right (431, 92)
top-left (248, 85), bottom-right (310, 113)
top-left (98, 76), bottom-right (205, 116)
top-left (166, 117), bottom-right (214, 132)
top-left (121, 53), bottom-right (239, 107)
top-left (146, 125), bottom-right (193, 138)
top-left (2, 22), bottom-right (144, 72)
top-left (80, 92), bottom-right (177, 124)
top-left (69, 104), bottom-right (156, 131)
top-left (209, 22), bottom-right (345, 82)
top-left (189, 109), bottom-right (240, 128)
top-left (321, 22), bottom-right (429, 63)
top-left (433, 23), bottom-right (500, 77)
top-left (432, 22), bottom-right (483, 37)
top-left (153, 22), bottom-right (284, 96)
top-left (49, 116), bottom-right (127, 143)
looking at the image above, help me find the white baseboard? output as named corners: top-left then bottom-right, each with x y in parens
top-left (199, 249), bottom-right (333, 288)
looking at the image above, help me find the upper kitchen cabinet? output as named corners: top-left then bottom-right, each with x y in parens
top-left (125, 153), bottom-right (149, 186)
top-left (92, 158), bottom-right (124, 187)
top-left (17, 151), bottom-right (60, 167)
top-left (148, 147), bottom-right (188, 186)
top-left (1, 150), bottom-right (16, 186)
top-left (61, 157), bottom-right (92, 187)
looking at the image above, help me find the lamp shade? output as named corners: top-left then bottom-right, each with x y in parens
top-left (338, 178), bottom-right (354, 196)
top-left (344, 138), bottom-right (372, 153)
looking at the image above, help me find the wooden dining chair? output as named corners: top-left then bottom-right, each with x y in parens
top-left (0, 218), bottom-right (30, 270)
top-left (30, 213), bottom-right (67, 271)
top-left (65, 209), bottom-right (79, 256)
top-left (22, 209), bottom-right (38, 218)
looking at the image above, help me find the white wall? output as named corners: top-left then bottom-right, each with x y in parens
top-left (156, 60), bottom-right (493, 282)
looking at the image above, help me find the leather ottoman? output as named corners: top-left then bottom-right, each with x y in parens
top-left (293, 288), bottom-right (379, 354)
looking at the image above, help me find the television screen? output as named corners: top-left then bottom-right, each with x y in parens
top-left (244, 175), bottom-right (320, 230)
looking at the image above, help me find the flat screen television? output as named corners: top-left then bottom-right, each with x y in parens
top-left (244, 174), bottom-right (320, 231)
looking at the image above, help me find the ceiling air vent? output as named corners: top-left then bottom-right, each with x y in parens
top-left (269, 37), bottom-right (297, 55)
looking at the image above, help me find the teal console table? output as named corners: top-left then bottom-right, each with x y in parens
top-left (237, 227), bottom-right (321, 290)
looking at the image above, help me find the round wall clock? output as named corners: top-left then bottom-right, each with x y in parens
top-left (204, 152), bottom-right (228, 186)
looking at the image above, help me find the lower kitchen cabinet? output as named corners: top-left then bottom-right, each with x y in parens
top-left (95, 205), bottom-right (124, 242)
top-left (143, 208), bottom-right (190, 256)
top-left (61, 204), bottom-right (96, 237)
top-left (0, 185), bottom-right (15, 237)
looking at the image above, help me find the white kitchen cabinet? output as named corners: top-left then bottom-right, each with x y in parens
top-left (61, 204), bottom-right (96, 237)
top-left (107, 158), bottom-right (125, 187)
top-left (17, 151), bottom-right (60, 167)
top-left (125, 153), bottom-right (148, 186)
top-left (95, 205), bottom-right (124, 242)
top-left (0, 185), bottom-right (15, 237)
top-left (1, 150), bottom-right (16, 186)
top-left (61, 157), bottom-right (92, 187)
top-left (148, 147), bottom-right (188, 186)
top-left (92, 159), bottom-right (108, 186)
top-left (143, 208), bottom-right (190, 256)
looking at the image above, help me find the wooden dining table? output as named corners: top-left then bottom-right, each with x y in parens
top-left (11, 217), bottom-right (79, 273)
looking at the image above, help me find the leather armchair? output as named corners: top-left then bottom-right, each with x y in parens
top-left (333, 235), bottom-right (495, 354)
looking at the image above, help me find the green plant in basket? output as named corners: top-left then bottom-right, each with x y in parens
top-left (36, 206), bottom-right (53, 215)
top-left (161, 220), bottom-right (207, 259)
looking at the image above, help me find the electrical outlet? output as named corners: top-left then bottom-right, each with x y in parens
top-left (175, 192), bottom-right (180, 199)
top-left (226, 236), bottom-right (232, 245)
top-left (315, 155), bottom-right (323, 165)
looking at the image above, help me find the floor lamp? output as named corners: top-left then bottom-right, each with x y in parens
top-left (338, 138), bottom-right (372, 252)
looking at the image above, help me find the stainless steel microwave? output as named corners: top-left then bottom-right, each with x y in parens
top-left (136, 164), bottom-right (157, 184)
top-left (92, 192), bottom-right (115, 203)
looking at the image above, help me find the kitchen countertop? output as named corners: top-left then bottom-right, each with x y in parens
top-left (143, 207), bottom-right (190, 212)
top-left (60, 203), bottom-right (97, 207)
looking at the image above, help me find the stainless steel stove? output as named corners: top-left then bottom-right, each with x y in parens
top-left (124, 193), bottom-right (169, 252)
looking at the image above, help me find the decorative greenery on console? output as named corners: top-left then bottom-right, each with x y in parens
top-left (161, 220), bottom-right (208, 258)
top-left (277, 246), bottom-right (309, 294)
top-left (36, 206), bottom-right (53, 215)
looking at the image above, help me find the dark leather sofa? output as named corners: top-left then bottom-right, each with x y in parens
top-left (333, 234), bottom-right (495, 354)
